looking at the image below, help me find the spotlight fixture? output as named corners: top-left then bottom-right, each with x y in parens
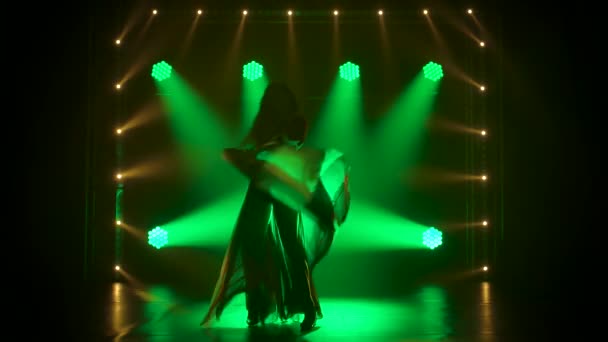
top-left (480, 85), bottom-right (486, 91)
top-left (468, 9), bottom-right (473, 15)
top-left (116, 220), bottom-right (122, 226)
top-left (197, 9), bottom-right (202, 15)
top-left (243, 10), bottom-right (248, 15)
top-left (115, 39), bottom-right (121, 45)
top-left (423, 61), bottom-right (444, 82)
top-left (482, 266), bottom-right (488, 271)
top-left (116, 128), bottom-right (122, 135)
top-left (151, 61), bottom-right (173, 82)
top-left (482, 220), bottom-right (488, 226)
top-left (243, 61), bottom-right (264, 81)
top-left (339, 61), bottom-right (360, 81)
top-left (422, 227), bottom-right (443, 250)
top-left (288, 10), bottom-right (293, 16)
top-left (423, 9), bottom-right (429, 15)
top-left (333, 10), bottom-right (339, 16)
top-left (481, 130), bottom-right (487, 136)
top-left (115, 83), bottom-right (121, 89)
top-left (378, 10), bottom-right (383, 15)
top-left (152, 9), bottom-right (157, 15)
top-left (480, 41), bottom-right (485, 47)
top-left (116, 173), bottom-right (123, 180)
top-left (115, 265), bottom-right (121, 271)
top-left (148, 226), bottom-right (169, 249)
top-left (482, 175), bottom-right (487, 181)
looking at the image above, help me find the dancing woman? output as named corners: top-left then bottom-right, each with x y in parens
top-left (201, 83), bottom-right (345, 332)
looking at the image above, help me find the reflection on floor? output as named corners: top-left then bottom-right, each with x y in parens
top-left (105, 281), bottom-right (505, 342)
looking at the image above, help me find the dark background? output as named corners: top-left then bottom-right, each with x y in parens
top-left (21, 0), bottom-right (592, 337)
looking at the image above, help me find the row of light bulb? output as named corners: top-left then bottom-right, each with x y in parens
top-left (139, 8), bottom-right (479, 17)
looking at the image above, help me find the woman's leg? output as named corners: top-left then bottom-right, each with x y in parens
top-left (272, 200), bottom-right (317, 330)
top-left (238, 184), bottom-right (273, 324)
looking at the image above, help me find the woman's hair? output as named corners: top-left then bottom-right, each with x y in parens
top-left (259, 82), bottom-right (298, 115)
top-left (244, 82), bottom-right (307, 146)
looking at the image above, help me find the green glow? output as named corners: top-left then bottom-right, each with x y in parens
top-left (153, 69), bottom-right (241, 197)
top-left (339, 61), bottom-right (360, 81)
top-left (327, 200), bottom-right (430, 250)
top-left (422, 61), bottom-right (443, 82)
top-left (114, 186), bottom-right (124, 264)
top-left (139, 286), bottom-right (176, 336)
top-left (241, 70), bottom-right (269, 134)
top-left (309, 73), bottom-right (363, 156)
top-left (160, 191), bottom-right (247, 247)
top-left (137, 286), bottom-right (450, 339)
top-left (148, 226), bottom-right (169, 249)
top-left (422, 227), bottom-right (443, 250)
top-left (151, 61), bottom-right (173, 82)
top-left (242, 61), bottom-right (264, 81)
top-left (368, 70), bottom-right (440, 199)
top-left (308, 73), bottom-right (369, 201)
top-left (161, 192), bottom-right (428, 250)
top-left (115, 186), bottom-right (123, 223)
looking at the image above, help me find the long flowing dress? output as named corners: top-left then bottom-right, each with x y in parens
top-left (200, 85), bottom-right (350, 326)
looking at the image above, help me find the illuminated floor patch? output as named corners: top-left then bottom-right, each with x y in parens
top-left (111, 284), bottom-right (454, 341)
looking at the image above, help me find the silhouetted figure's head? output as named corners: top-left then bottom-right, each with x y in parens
top-left (259, 82), bottom-right (298, 116)
top-left (243, 82), bottom-right (308, 147)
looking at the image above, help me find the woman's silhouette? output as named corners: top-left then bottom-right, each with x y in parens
top-left (200, 83), bottom-right (336, 332)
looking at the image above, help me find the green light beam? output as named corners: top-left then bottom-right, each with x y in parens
top-left (366, 68), bottom-right (441, 198)
top-left (159, 192), bottom-right (432, 251)
top-left (159, 191), bottom-right (248, 248)
top-left (162, 196), bottom-right (435, 250)
top-left (153, 63), bottom-right (241, 196)
top-left (322, 199), bottom-right (433, 251)
top-left (241, 61), bottom-right (269, 134)
top-left (308, 72), bottom-right (364, 156)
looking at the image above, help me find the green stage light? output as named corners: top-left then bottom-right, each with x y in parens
top-left (422, 62), bottom-right (443, 82)
top-left (339, 62), bottom-right (360, 81)
top-left (151, 61), bottom-right (173, 82)
top-left (422, 227), bottom-right (443, 249)
top-left (243, 61), bottom-right (264, 81)
top-left (148, 226), bottom-right (168, 249)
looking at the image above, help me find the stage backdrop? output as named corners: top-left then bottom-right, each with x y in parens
top-left (92, 7), bottom-right (499, 296)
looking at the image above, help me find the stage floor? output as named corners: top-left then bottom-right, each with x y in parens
top-left (76, 278), bottom-right (550, 342)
